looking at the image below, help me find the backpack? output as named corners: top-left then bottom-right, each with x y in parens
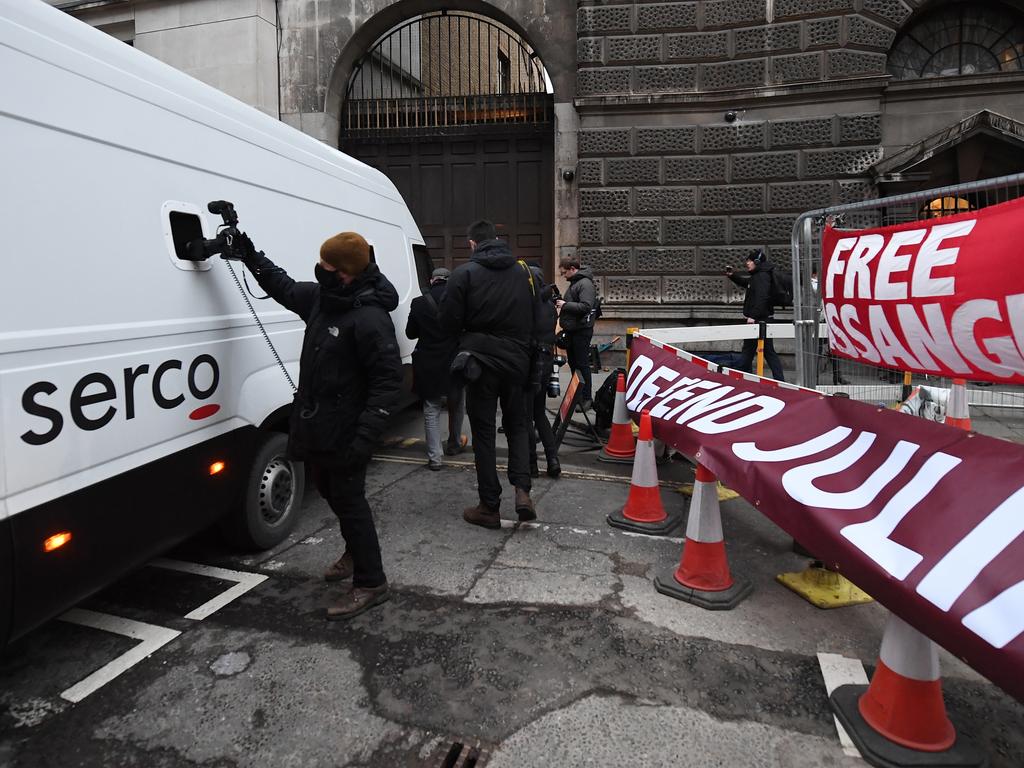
top-left (770, 270), bottom-right (793, 308)
top-left (585, 291), bottom-right (603, 326)
top-left (593, 367), bottom-right (624, 431)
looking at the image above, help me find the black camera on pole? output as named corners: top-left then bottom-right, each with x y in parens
top-left (548, 354), bottom-right (567, 398)
top-left (187, 200), bottom-right (244, 260)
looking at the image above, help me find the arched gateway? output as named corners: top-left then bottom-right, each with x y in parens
top-left (339, 9), bottom-right (555, 276)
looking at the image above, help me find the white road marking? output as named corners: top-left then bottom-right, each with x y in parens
top-left (817, 652), bottom-right (869, 758)
top-left (57, 609), bottom-right (180, 703)
top-left (150, 558), bottom-right (268, 620)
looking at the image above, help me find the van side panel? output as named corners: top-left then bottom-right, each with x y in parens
top-left (8, 426), bottom-right (256, 642)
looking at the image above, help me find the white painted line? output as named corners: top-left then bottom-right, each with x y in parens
top-left (57, 609), bottom-right (180, 703)
top-left (149, 558), bottom-right (268, 620)
top-left (817, 652), bottom-right (869, 758)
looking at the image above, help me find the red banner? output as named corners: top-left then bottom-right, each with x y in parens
top-left (629, 335), bottom-right (1024, 702)
top-left (822, 197), bottom-right (1024, 384)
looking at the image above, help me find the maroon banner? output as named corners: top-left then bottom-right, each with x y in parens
top-left (821, 196), bottom-right (1024, 384)
top-left (629, 335), bottom-right (1024, 702)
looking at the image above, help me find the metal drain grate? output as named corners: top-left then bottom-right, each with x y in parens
top-left (438, 740), bottom-right (489, 768)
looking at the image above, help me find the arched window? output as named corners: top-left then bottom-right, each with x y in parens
top-left (888, 3), bottom-right (1024, 80)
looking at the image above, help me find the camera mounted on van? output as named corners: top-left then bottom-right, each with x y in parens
top-left (186, 200), bottom-right (245, 261)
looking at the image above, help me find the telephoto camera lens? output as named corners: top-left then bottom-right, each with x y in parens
top-left (547, 368), bottom-right (561, 398)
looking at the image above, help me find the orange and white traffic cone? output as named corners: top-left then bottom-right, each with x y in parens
top-left (598, 372), bottom-right (636, 464)
top-left (831, 613), bottom-right (984, 767)
top-left (606, 410), bottom-right (679, 535)
top-left (654, 462), bottom-right (751, 609)
top-left (944, 378), bottom-right (972, 431)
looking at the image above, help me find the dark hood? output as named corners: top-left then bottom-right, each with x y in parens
top-left (471, 239), bottom-right (517, 270)
top-left (320, 262), bottom-right (399, 314)
top-left (752, 261), bottom-right (775, 276)
top-left (569, 266), bottom-right (595, 283)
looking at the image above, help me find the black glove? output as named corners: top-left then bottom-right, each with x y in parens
top-left (228, 231), bottom-right (261, 263)
top-left (342, 435), bottom-right (374, 468)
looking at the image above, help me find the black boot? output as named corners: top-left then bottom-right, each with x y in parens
top-left (546, 456), bottom-right (561, 479)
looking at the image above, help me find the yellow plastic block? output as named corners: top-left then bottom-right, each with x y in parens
top-left (776, 564), bottom-right (873, 609)
top-left (676, 483), bottom-right (740, 502)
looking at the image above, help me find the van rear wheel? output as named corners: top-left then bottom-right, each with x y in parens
top-left (222, 432), bottom-right (304, 550)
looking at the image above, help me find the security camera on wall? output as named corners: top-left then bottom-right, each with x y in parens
top-left (724, 110), bottom-right (738, 123)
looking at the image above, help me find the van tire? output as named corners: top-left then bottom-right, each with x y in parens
top-left (222, 432), bottom-right (304, 550)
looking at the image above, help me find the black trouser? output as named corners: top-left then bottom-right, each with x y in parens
top-left (565, 326), bottom-right (594, 402)
top-left (736, 336), bottom-right (785, 381)
top-left (526, 351), bottom-right (557, 467)
top-left (465, 366), bottom-right (531, 510)
top-left (311, 462), bottom-right (385, 588)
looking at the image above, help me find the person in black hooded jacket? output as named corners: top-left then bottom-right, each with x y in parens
top-left (726, 249), bottom-right (785, 381)
top-left (438, 220), bottom-right (538, 528)
top-left (555, 255), bottom-right (597, 408)
top-left (526, 263), bottom-right (560, 479)
top-left (234, 230), bottom-right (402, 620)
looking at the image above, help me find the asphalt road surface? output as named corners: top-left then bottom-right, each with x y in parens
top-left (1, 400), bottom-right (1022, 767)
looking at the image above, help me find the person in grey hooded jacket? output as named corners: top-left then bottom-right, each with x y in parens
top-left (555, 255), bottom-right (597, 407)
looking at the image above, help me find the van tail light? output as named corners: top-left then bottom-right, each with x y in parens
top-left (209, 461), bottom-right (226, 476)
top-left (44, 531), bottom-right (72, 552)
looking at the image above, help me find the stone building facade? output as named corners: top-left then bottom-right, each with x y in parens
top-left (55, 0), bottom-right (1024, 330)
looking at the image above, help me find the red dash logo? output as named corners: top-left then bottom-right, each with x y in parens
top-left (189, 404), bottom-right (221, 420)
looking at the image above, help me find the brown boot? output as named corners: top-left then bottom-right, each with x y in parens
top-left (515, 488), bottom-right (536, 522)
top-left (326, 582), bottom-right (390, 620)
top-left (323, 551), bottom-right (354, 582)
top-left (463, 503), bottom-right (500, 529)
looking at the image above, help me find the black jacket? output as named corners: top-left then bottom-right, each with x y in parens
top-left (559, 267), bottom-right (596, 332)
top-left (406, 281), bottom-right (458, 399)
top-left (530, 265), bottom-right (557, 350)
top-left (438, 239), bottom-right (537, 382)
top-left (246, 254), bottom-right (403, 462)
top-left (728, 262), bottom-right (775, 322)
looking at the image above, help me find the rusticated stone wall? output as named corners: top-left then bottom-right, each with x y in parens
top-left (575, 0), bottom-right (911, 310)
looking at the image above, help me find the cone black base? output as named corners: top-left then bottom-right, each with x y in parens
top-left (606, 510), bottom-right (680, 535)
top-left (654, 569), bottom-right (752, 610)
top-left (597, 451), bottom-right (635, 464)
top-left (830, 685), bottom-right (985, 768)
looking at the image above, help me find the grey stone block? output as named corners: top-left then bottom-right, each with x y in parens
top-left (732, 214), bottom-right (799, 242)
top-left (772, 53), bottom-right (823, 84)
top-left (663, 216), bottom-right (728, 244)
top-left (701, 184), bottom-right (765, 213)
top-left (666, 31), bottom-right (729, 61)
top-left (636, 186), bottom-right (696, 214)
top-left (700, 59), bottom-right (766, 91)
top-left (579, 217), bottom-right (605, 245)
top-left (607, 35), bottom-right (662, 64)
top-left (663, 276), bottom-right (732, 303)
top-left (703, 0), bottom-right (766, 28)
top-left (607, 157), bottom-right (660, 184)
top-left (702, 122), bottom-right (767, 152)
top-left (775, 0), bottom-right (854, 19)
top-left (636, 126), bottom-right (697, 155)
top-left (827, 50), bottom-right (887, 78)
top-left (636, 3), bottom-right (697, 32)
top-left (839, 113), bottom-right (881, 144)
top-left (579, 128), bottom-right (631, 156)
top-left (838, 179), bottom-right (875, 204)
top-left (664, 156), bottom-right (728, 182)
top-left (847, 16), bottom-right (896, 49)
top-left (577, 37), bottom-right (604, 65)
top-left (734, 23), bottom-right (801, 55)
top-left (578, 247), bottom-right (632, 273)
top-left (698, 246), bottom-right (758, 273)
top-left (607, 217), bottom-right (661, 243)
top-left (580, 188), bottom-right (632, 215)
top-left (732, 151), bottom-right (799, 180)
top-left (768, 182), bottom-right (833, 211)
top-left (806, 17), bottom-right (841, 48)
top-left (770, 117), bottom-right (833, 148)
top-left (606, 276), bottom-right (661, 303)
top-left (578, 159), bottom-right (604, 186)
top-left (636, 247), bottom-right (696, 273)
top-left (862, 0), bottom-right (913, 26)
top-left (578, 67), bottom-right (633, 96)
top-left (577, 6), bottom-right (632, 35)
top-left (805, 147), bottom-right (884, 177)
top-left (636, 64), bottom-right (697, 93)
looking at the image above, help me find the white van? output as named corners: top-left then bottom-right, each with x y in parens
top-left (0, 0), bottom-right (430, 646)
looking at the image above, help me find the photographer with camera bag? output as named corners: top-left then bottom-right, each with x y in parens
top-left (725, 249), bottom-right (785, 381)
top-left (232, 229), bottom-right (402, 620)
top-left (526, 263), bottom-right (560, 479)
top-left (555, 255), bottom-right (598, 410)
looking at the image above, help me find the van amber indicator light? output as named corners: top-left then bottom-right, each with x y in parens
top-left (44, 532), bottom-right (72, 552)
top-left (209, 461), bottom-right (226, 476)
